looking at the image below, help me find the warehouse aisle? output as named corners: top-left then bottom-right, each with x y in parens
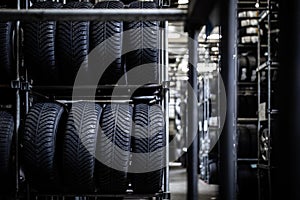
top-left (170, 167), bottom-right (219, 200)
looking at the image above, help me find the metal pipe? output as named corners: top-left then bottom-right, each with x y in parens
top-left (219, 0), bottom-right (238, 199)
top-left (266, 1), bottom-right (272, 199)
top-left (0, 9), bottom-right (187, 21)
top-left (257, 13), bottom-right (262, 200)
top-left (187, 30), bottom-right (199, 200)
top-left (15, 0), bottom-right (21, 198)
top-left (163, 21), bottom-right (170, 200)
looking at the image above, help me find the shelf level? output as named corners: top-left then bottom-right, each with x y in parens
top-left (237, 158), bottom-right (258, 162)
top-left (238, 118), bottom-right (258, 122)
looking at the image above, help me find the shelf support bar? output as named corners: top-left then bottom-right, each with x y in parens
top-left (187, 29), bottom-right (199, 200)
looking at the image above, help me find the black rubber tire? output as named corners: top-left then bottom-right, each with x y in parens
top-left (131, 104), bottom-right (165, 194)
top-left (208, 159), bottom-right (218, 184)
top-left (95, 104), bottom-right (132, 194)
top-left (237, 164), bottom-right (258, 200)
top-left (22, 103), bottom-right (65, 191)
top-left (56, 2), bottom-right (93, 85)
top-left (125, 1), bottom-right (159, 85)
top-left (0, 1), bottom-right (16, 8)
top-left (90, 1), bottom-right (124, 85)
top-left (0, 21), bottom-right (14, 85)
top-left (237, 125), bottom-right (258, 159)
top-left (62, 102), bottom-right (102, 192)
top-left (0, 111), bottom-right (14, 191)
top-left (23, 1), bottom-right (62, 86)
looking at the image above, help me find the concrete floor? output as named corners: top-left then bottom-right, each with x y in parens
top-left (170, 167), bottom-right (219, 200)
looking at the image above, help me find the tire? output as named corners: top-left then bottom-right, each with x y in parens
top-left (0, 21), bottom-right (14, 85)
top-left (62, 102), bottom-right (102, 192)
top-left (23, 1), bottom-right (62, 86)
top-left (0, 1), bottom-right (16, 8)
top-left (22, 103), bottom-right (65, 191)
top-left (56, 2), bottom-right (93, 85)
top-left (125, 1), bottom-right (159, 85)
top-left (237, 164), bottom-right (258, 200)
top-left (237, 125), bottom-right (257, 158)
top-left (260, 128), bottom-right (269, 161)
top-left (95, 104), bottom-right (132, 194)
top-left (131, 104), bottom-right (165, 194)
top-left (208, 159), bottom-right (218, 184)
top-left (90, 1), bottom-right (124, 85)
top-left (0, 111), bottom-right (14, 191)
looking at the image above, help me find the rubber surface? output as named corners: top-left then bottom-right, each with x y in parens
top-left (63, 102), bottom-right (102, 192)
top-left (131, 104), bottom-right (165, 194)
top-left (0, 21), bottom-right (14, 85)
top-left (95, 104), bottom-right (132, 194)
top-left (23, 1), bottom-right (62, 85)
top-left (125, 1), bottom-right (159, 85)
top-left (22, 103), bottom-right (64, 190)
top-left (0, 111), bottom-right (14, 191)
top-left (56, 2), bottom-right (93, 85)
top-left (90, 1), bottom-right (124, 85)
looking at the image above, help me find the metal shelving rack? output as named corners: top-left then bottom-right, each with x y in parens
top-left (198, 36), bottom-right (222, 184)
top-left (0, 0), bottom-right (185, 200)
top-left (256, 0), bottom-right (279, 199)
top-left (0, 0), bottom-right (225, 199)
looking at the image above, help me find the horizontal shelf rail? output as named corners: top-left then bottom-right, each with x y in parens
top-left (0, 9), bottom-right (187, 21)
top-left (32, 192), bottom-right (163, 198)
top-left (256, 61), bottom-right (279, 72)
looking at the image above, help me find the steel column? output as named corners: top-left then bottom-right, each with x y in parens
top-left (14, 1), bottom-right (21, 199)
top-left (187, 30), bottom-right (199, 200)
top-left (163, 21), bottom-right (170, 200)
top-left (219, 0), bottom-right (238, 199)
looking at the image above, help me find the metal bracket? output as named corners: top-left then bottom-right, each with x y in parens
top-left (21, 81), bottom-right (31, 91)
top-left (162, 192), bottom-right (171, 200)
top-left (10, 80), bottom-right (32, 91)
top-left (162, 81), bottom-right (170, 89)
top-left (10, 80), bottom-right (21, 89)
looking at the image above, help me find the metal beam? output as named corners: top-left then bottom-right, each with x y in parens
top-left (0, 9), bottom-right (187, 21)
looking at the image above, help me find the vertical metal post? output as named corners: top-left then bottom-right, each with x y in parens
top-left (277, 0), bottom-right (300, 199)
top-left (266, 1), bottom-right (272, 199)
top-left (15, 0), bottom-right (21, 198)
top-left (163, 21), bottom-right (170, 200)
top-left (257, 9), bottom-right (262, 200)
top-left (25, 0), bottom-right (29, 114)
top-left (220, 0), bottom-right (238, 199)
top-left (187, 30), bottom-right (199, 200)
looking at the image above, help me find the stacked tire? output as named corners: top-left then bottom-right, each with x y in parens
top-left (23, 1), bottom-right (159, 87)
top-left (22, 103), bottom-right (65, 191)
top-left (0, 111), bottom-right (14, 195)
top-left (0, 10), bottom-right (14, 105)
top-left (90, 1), bottom-right (125, 85)
top-left (23, 1), bottom-right (63, 86)
top-left (56, 1), bottom-right (93, 86)
top-left (21, 102), bottom-right (164, 194)
top-left (130, 104), bottom-right (165, 194)
top-left (125, 1), bottom-right (159, 85)
top-left (21, 0), bottom-right (164, 195)
top-left (237, 124), bottom-right (258, 200)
